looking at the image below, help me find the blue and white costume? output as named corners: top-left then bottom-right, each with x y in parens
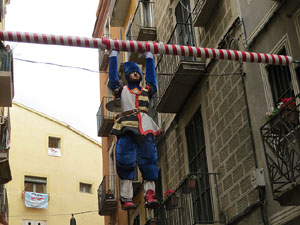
top-left (109, 51), bottom-right (161, 204)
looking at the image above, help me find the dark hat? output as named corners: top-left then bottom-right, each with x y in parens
top-left (123, 62), bottom-right (142, 82)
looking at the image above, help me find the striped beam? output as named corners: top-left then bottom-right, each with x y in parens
top-left (0, 31), bottom-right (293, 65)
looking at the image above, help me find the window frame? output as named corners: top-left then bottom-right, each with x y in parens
top-left (24, 176), bottom-right (47, 194)
top-left (79, 182), bottom-right (92, 194)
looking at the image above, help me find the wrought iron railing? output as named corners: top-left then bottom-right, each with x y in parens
top-left (157, 173), bottom-right (220, 225)
top-left (99, 34), bottom-right (110, 71)
top-left (129, 1), bottom-right (155, 41)
top-left (260, 93), bottom-right (300, 198)
top-left (0, 186), bottom-right (8, 218)
top-left (96, 96), bottom-right (115, 136)
top-left (97, 175), bottom-right (117, 213)
top-left (156, 22), bottom-right (196, 100)
top-left (0, 49), bottom-right (12, 72)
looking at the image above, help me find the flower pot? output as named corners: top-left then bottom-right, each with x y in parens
top-left (165, 196), bottom-right (179, 210)
top-left (269, 109), bottom-right (299, 134)
top-left (182, 177), bottom-right (197, 194)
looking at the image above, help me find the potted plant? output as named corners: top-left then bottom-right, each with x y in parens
top-left (181, 174), bottom-right (197, 194)
top-left (105, 189), bottom-right (114, 199)
top-left (163, 190), bottom-right (178, 210)
top-left (265, 97), bottom-right (298, 132)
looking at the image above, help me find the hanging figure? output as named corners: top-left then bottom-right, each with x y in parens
top-left (108, 50), bottom-right (161, 210)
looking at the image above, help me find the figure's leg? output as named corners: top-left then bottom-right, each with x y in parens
top-left (136, 134), bottom-right (159, 209)
top-left (115, 135), bottom-right (137, 210)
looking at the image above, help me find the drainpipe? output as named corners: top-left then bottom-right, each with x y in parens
top-left (233, 1), bottom-right (269, 225)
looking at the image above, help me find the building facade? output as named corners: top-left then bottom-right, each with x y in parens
top-left (7, 102), bottom-right (104, 225)
top-left (0, 0), bottom-right (13, 224)
top-left (95, 0), bottom-right (300, 224)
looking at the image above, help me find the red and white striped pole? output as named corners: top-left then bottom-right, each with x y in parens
top-left (0, 31), bottom-right (293, 65)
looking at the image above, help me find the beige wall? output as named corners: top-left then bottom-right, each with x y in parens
top-left (7, 102), bottom-right (104, 225)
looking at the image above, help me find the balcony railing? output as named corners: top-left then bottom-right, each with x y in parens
top-left (0, 49), bottom-right (14, 107)
top-left (260, 93), bottom-right (300, 206)
top-left (96, 96), bottom-right (115, 137)
top-left (156, 22), bottom-right (205, 113)
top-left (0, 186), bottom-right (8, 221)
top-left (98, 175), bottom-right (118, 215)
top-left (192, 0), bottom-right (218, 27)
top-left (99, 34), bottom-right (110, 71)
top-left (157, 173), bottom-right (220, 225)
top-left (128, 1), bottom-right (156, 64)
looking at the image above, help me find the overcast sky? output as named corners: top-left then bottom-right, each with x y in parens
top-left (5, 0), bottom-right (101, 141)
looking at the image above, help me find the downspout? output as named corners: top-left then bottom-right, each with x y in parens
top-left (232, 1), bottom-right (269, 225)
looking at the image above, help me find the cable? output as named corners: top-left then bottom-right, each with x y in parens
top-left (9, 210), bottom-right (98, 218)
top-left (14, 58), bottom-right (99, 73)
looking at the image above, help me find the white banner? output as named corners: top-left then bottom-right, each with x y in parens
top-left (48, 147), bottom-right (61, 157)
top-left (25, 192), bottom-right (49, 209)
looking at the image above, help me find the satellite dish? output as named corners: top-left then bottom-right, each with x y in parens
top-left (106, 98), bottom-right (122, 112)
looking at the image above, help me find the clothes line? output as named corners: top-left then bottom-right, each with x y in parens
top-left (0, 31), bottom-right (293, 65)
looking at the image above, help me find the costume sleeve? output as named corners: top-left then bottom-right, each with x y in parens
top-left (108, 55), bottom-right (120, 91)
top-left (145, 57), bottom-right (157, 97)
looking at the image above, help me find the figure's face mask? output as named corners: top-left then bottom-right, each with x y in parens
top-left (128, 72), bottom-right (141, 83)
top-left (123, 62), bottom-right (143, 83)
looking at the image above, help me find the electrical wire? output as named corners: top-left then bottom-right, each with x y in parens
top-left (9, 210), bottom-right (98, 218)
top-left (14, 58), bottom-right (99, 73)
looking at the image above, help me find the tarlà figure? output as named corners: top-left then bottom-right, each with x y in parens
top-left (108, 50), bottom-right (161, 210)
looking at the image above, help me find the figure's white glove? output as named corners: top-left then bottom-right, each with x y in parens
top-left (109, 50), bottom-right (119, 57)
top-left (144, 51), bottom-right (153, 59)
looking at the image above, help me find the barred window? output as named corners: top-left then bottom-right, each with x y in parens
top-left (185, 107), bottom-right (213, 223)
top-left (267, 48), bottom-right (294, 104)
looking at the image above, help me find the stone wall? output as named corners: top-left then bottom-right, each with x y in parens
top-left (154, 0), bottom-right (260, 223)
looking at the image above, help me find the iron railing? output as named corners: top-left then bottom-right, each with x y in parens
top-left (96, 96), bottom-right (115, 137)
top-left (0, 49), bottom-right (12, 72)
top-left (129, 1), bottom-right (155, 41)
top-left (260, 93), bottom-right (300, 198)
top-left (156, 22), bottom-right (196, 100)
top-left (99, 34), bottom-right (110, 71)
top-left (0, 186), bottom-right (8, 219)
top-left (157, 173), bottom-right (220, 225)
top-left (98, 175), bottom-right (117, 214)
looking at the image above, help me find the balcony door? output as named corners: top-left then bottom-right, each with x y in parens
top-left (185, 107), bottom-right (213, 223)
top-left (175, 0), bottom-right (195, 48)
top-left (142, 0), bottom-right (153, 27)
top-left (267, 48), bottom-right (294, 104)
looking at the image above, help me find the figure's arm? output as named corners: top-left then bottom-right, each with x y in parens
top-left (108, 50), bottom-right (122, 97)
top-left (145, 52), bottom-right (157, 97)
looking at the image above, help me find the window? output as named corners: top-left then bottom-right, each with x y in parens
top-left (80, 183), bottom-right (92, 194)
top-left (267, 48), bottom-right (294, 104)
top-left (23, 220), bottom-right (46, 225)
top-left (185, 107), bottom-right (213, 223)
top-left (175, 0), bottom-right (195, 60)
top-left (48, 137), bottom-right (60, 149)
top-left (142, 0), bottom-right (153, 27)
top-left (24, 176), bottom-right (47, 194)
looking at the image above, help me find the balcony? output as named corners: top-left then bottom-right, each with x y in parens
top-left (260, 94), bottom-right (300, 206)
top-left (0, 49), bottom-right (14, 107)
top-left (0, 186), bottom-right (8, 223)
top-left (157, 173), bottom-right (220, 225)
top-left (128, 1), bottom-right (157, 64)
top-left (0, 115), bottom-right (11, 185)
top-left (99, 34), bottom-right (110, 72)
top-left (96, 97), bottom-right (115, 137)
top-left (109, 0), bottom-right (131, 27)
top-left (156, 23), bottom-right (205, 113)
top-left (98, 175), bottom-right (117, 215)
top-left (192, 0), bottom-right (219, 27)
